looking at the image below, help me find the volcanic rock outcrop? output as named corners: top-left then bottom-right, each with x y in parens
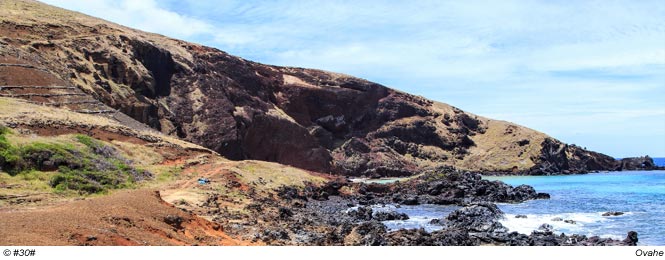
top-left (616, 156), bottom-right (663, 171)
top-left (354, 166), bottom-right (551, 206)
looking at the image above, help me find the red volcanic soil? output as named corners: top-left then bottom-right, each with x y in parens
top-left (0, 189), bottom-right (254, 245)
top-left (0, 57), bottom-right (67, 87)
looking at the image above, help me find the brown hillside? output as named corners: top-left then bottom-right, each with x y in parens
top-left (0, 97), bottom-right (329, 245)
top-left (0, 0), bottom-right (617, 176)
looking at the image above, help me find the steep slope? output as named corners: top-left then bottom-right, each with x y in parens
top-left (0, 97), bottom-right (331, 245)
top-left (0, 0), bottom-right (617, 176)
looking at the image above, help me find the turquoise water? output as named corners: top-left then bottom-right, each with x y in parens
top-left (486, 171), bottom-right (665, 246)
top-left (378, 171), bottom-right (665, 245)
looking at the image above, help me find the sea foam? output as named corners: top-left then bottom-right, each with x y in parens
top-left (500, 212), bottom-right (633, 238)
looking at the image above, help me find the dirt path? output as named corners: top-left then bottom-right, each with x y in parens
top-left (0, 189), bottom-right (254, 245)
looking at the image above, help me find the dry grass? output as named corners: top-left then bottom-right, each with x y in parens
top-left (0, 170), bottom-right (54, 206)
top-left (0, 97), bottom-right (115, 127)
top-left (0, 0), bottom-right (198, 60)
top-left (374, 101), bottom-right (549, 172)
top-left (160, 189), bottom-right (206, 209)
top-left (0, 97), bottom-right (211, 151)
top-left (282, 74), bottom-right (320, 89)
top-left (5, 131), bottom-right (81, 148)
top-left (455, 117), bottom-right (547, 171)
top-left (416, 101), bottom-right (551, 171)
top-left (0, 101), bottom-right (213, 207)
top-left (158, 158), bottom-right (330, 221)
top-left (111, 140), bottom-right (164, 166)
top-left (229, 160), bottom-right (327, 190)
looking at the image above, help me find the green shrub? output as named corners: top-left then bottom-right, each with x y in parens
top-left (50, 168), bottom-right (104, 194)
top-left (0, 126), bottom-right (18, 171)
top-left (0, 125), bottom-right (10, 135)
top-left (19, 142), bottom-right (80, 170)
top-left (1, 130), bottom-right (152, 194)
top-left (74, 134), bottom-right (95, 148)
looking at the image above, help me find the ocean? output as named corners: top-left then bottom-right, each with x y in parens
top-left (377, 170), bottom-right (665, 246)
top-left (487, 171), bottom-right (665, 246)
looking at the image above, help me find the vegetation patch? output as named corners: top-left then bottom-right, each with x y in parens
top-left (0, 127), bottom-right (151, 194)
top-left (153, 165), bottom-right (183, 183)
top-left (232, 161), bottom-right (327, 191)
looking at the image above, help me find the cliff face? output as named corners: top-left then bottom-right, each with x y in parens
top-left (0, 0), bottom-right (619, 176)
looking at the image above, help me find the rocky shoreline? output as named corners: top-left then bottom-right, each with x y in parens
top-left (200, 167), bottom-right (638, 246)
top-left (385, 203), bottom-right (637, 246)
top-left (483, 155), bottom-right (664, 176)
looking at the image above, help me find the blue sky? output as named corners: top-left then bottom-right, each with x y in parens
top-left (42, 0), bottom-right (665, 157)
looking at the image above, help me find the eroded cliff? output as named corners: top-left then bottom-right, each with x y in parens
top-left (0, 0), bottom-right (618, 176)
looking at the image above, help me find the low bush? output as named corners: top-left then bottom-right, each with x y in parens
top-left (0, 128), bottom-right (151, 194)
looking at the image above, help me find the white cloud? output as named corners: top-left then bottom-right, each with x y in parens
top-left (41, 0), bottom-right (215, 39)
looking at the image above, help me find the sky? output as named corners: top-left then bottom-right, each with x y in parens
top-left (41, 0), bottom-right (665, 158)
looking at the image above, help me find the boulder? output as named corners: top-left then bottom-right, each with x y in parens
top-left (401, 196), bottom-right (420, 205)
top-left (602, 211), bottom-right (624, 217)
top-left (538, 223), bottom-right (553, 232)
top-left (622, 231), bottom-right (639, 246)
top-left (372, 210), bottom-right (409, 221)
top-left (429, 229), bottom-right (476, 246)
top-left (278, 207), bottom-right (293, 220)
top-left (316, 115), bottom-right (347, 133)
top-left (163, 215), bottom-right (183, 230)
top-left (352, 221), bottom-right (387, 246)
top-left (347, 206), bottom-right (373, 221)
top-left (446, 202), bottom-right (503, 232)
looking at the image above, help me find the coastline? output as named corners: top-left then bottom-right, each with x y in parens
top-left (183, 166), bottom-right (640, 245)
top-left (479, 167), bottom-right (665, 177)
top-left (336, 169), bottom-right (664, 245)
top-left (484, 170), bottom-right (665, 245)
